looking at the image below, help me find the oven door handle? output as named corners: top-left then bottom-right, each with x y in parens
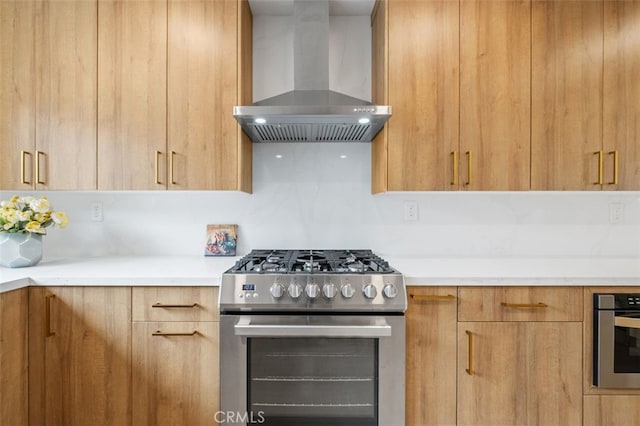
top-left (615, 316), bottom-right (640, 329)
top-left (233, 318), bottom-right (393, 338)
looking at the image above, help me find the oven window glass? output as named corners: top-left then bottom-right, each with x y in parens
top-left (614, 313), bottom-right (640, 373)
top-left (248, 338), bottom-right (378, 426)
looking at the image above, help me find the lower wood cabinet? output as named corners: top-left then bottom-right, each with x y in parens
top-left (0, 288), bottom-right (29, 425)
top-left (131, 286), bottom-right (220, 426)
top-left (28, 286), bottom-right (131, 426)
top-left (407, 285), bottom-right (584, 426)
top-left (583, 395), bottom-right (640, 426)
top-left (132, 322), bottom-right (219, 426)
top-left (406, 286), bottom-right (457, 426)
top-left (457, 321), bottom-right (582, 426)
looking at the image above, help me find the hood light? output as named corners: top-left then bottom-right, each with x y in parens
top-left (255, 118), bottom-right (266, 124)
top-left (358, 118), bottom-right (370, 124)
top-left (275, 154), bottom-right (283, 159)
top-left (339, 154), bottom-right (348, 159)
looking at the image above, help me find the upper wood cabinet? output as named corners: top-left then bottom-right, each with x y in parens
top-left (459, 0), bottom-right (530, 190)
top-left (603, 0), bottom-right (640, 190)
top-left (1, 0), bottom-right (97, 190)
top-left (372, 0), bottom-right (459, 192)
top-left (0, 0), bottom-right (35, 190)
top-left (98, 0), bottom-right (167, 190)
top-left (98, 0), bottom-right (252, 191)
top-left (531, 1), bottom-right (603, 190)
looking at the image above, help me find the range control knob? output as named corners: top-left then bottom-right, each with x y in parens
top-left (270, 283), bottom-right (285, 299)
top-left (323, 283), bottom-right (337, 299)
top-left (341, 283), bottom-right (356, 299)
top-left (363, 283), bottom-right (377, 299)
top-left (288, 282), bottom-right (302, 299)
top-left (306, 283), bottom-right (320, 299)
top-left (383, 283), bottom-right (398, 299)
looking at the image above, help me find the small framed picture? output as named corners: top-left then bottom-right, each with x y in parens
top-left (205, 224), bottom-right (238, 256)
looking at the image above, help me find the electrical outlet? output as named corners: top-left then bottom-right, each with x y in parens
top-left (609, 202), bottom-right (624, 224)
top-left (91, 202), bottom-right (103, 222)
top-left (403, 201), bottom-right (418, 222)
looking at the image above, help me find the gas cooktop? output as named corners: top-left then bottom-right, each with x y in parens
top-left (227, 249), bottom-right (397, 274)
top-left (220, 249), bottom-right (406, 313)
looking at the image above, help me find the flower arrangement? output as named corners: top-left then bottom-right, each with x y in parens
top-left (0, 195), bottom-right (69, 234)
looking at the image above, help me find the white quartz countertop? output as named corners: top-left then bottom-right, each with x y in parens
top-left (1, 255), bottom-right (639, 293)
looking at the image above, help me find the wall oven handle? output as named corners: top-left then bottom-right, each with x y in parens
top-left (615, 316), bottom-right (640, 329)
top-left (234, 318), bottom-right (392, 338)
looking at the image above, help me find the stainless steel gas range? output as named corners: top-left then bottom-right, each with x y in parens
top-left (219, 249), bottom-right (406, 426)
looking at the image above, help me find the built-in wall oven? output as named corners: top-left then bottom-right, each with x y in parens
top-left (594, 293), bottom-right (640, 388)
top-left (219, 250), bottom-right (406, 426)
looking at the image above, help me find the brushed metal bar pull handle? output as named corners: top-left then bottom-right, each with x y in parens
top-left (608, 150), bottom-right (618, 185)
top-left (21, 151), bottom-right (32, 184)
top-left (500, 302), bottom-right (548, 309)
top-left (45, 294), bottom-right (55, 337)
top-left (169, 150), bottom-right (176, 185)
top-left (410, 294), bottom-right (456, 301)
top-left (152, 330), bottom-right (199, 337)
top-left (465, 330), bottom-right (474, 376)
top-left (35, 150), bottom-right (46, 185)
top-left (152, 303), bottom-right (198, 309)
top-left (154, 151), bottom-right (162, 185)
top-left (465, 151), bottom-right (472, 186)
top-left (594, 150), bottom-right (604, 185)
top-left (451, 151), bottom-right (458, 186)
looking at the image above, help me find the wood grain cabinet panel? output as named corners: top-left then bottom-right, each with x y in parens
top-left (132, 286), bottom-right (218, 322)
top-left (132, 321), bottom-right (219, 426)
top-left (584, 395), bottom-right (640, 426)
top-left (603, 0), bottom-right (640, 190)
top-left (372, 0), bottom-right (459, 192)
top-left (28, 286), bottom-right (131, 426)
top-left (0, 0), bottom-right (35, 190)
top-left (458, 286), bottom-right (583, 322)
top-left (98, 0), bottom-right (167, 190)
top-left (531, 0), bottom-right (603, 190)
top-left (460, 0), bottom-right (530, 190)
top-left (405, 286), bottom-right (457, 426)
top-left (0, 288), bottom-right (29, 426)
top-left (35, 0), bottom-right (97, 190)
top-left (457, 321), bottom-right (582, 426)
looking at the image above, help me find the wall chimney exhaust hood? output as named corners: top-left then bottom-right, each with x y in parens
top-left (233, 0), bottom-right (391, 143)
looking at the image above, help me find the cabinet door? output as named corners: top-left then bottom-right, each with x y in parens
top-left (132, 321), bottom-right (219, 426)
top-left (384, 0), bottom-right (459, 191)
top-left (0, 0), bottom-right (35, 190)
top-left (0, 288), bottom-right (28, 425)
top-left (457, 322), bottom-right (582, 426)
top-left (29, 287), bottom-right (131, 426)
top-left (531, 0), bottom-right (603, 190)
top-left (35, 0), bottom-right (97, 190)
top-left (98, 0), bottom-right (167, 190)
top-left (584, 396), bottom-right (640, 426)
top-left (603, 0), bottom-right (640, 190)
top-left (406, 287), bottom-right (457, 426)
top-left (460, 0), bottom-right (530, 190)
top-left (167, 0), bottom-right (242, 190)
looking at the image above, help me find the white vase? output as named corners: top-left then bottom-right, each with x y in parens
top-left (0, 232), bottom-right (43, 268)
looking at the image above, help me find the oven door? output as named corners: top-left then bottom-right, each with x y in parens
top-left (595, 309), bottom-right (640, 387)
top-left (220, 314), bottom-right (405, 426)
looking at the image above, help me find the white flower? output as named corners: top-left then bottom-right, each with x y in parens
top-left (25, 221), bottom-right (45, 234)
top-left (51, 211), bottom-right (69, 228)
top-left (29, 197), bottom-right (51, 214)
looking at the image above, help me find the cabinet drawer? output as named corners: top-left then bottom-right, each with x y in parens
top-left (132, 287), bottom-right (218, 322)
top-left (458, 286), bottom-right (583, 322)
